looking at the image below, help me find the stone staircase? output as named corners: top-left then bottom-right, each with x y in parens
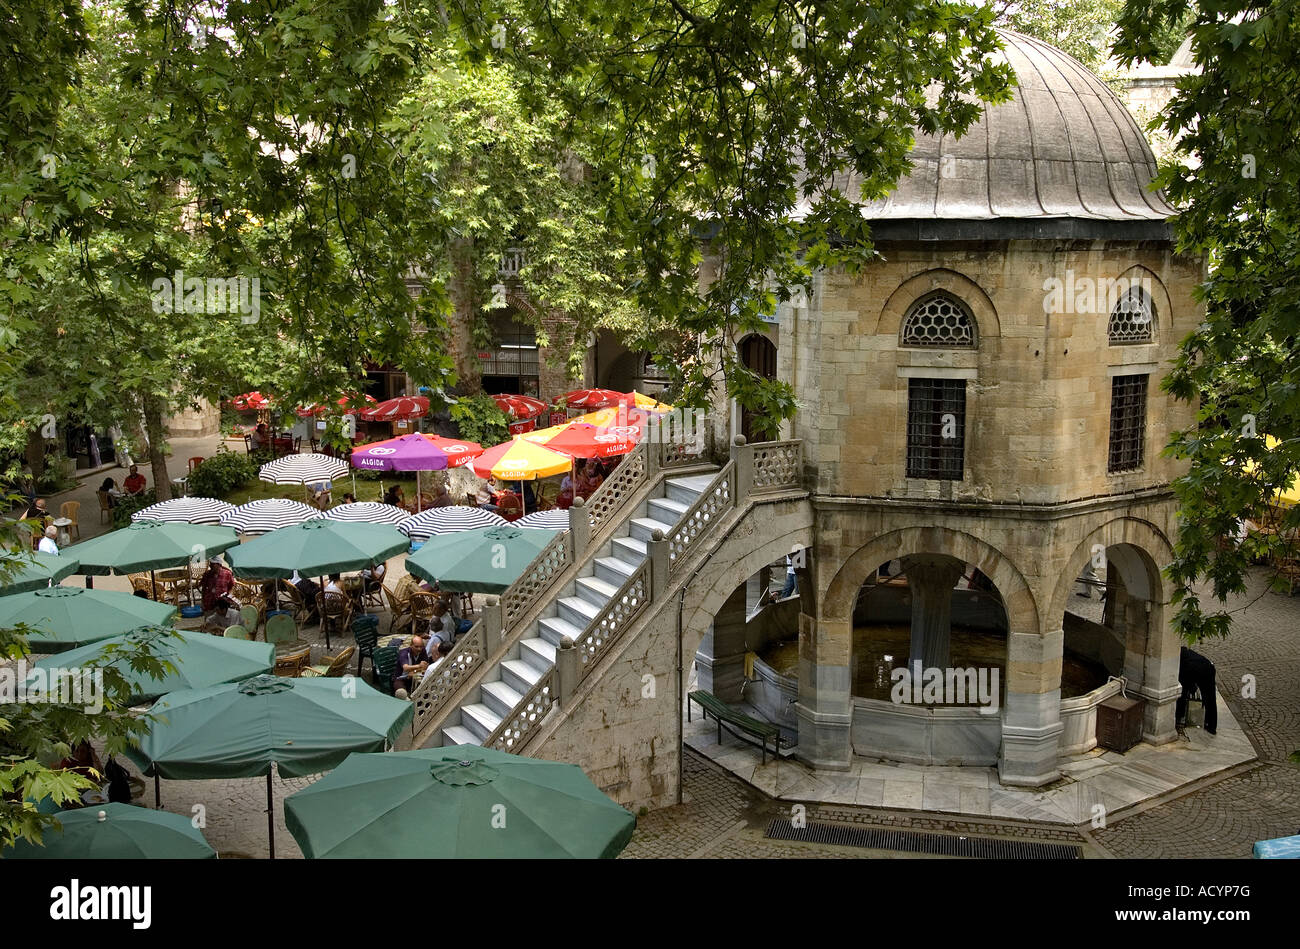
top-left (439, 472), bottom-right (718, 746)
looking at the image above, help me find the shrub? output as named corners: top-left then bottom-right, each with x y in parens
top-left (449, 392), bottom-right (511, 446)
top-left (187, 449), bottom-right (257, 500)
top-left (112, 489), bottom-right (157, 528)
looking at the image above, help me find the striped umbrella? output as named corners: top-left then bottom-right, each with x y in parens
top-left (360, 396), bottom-right (429, 422)
top-left (259, 453), bottom-right (350, 486)
top-left (324, 502), bottom-right (410, 526)
top-left (131, 496), bottom-right (235, 525)
top-left (491, 393), bottom-right (546, 420)
top-left (220, 499), bottom-right (323, 535)
top-left (515, 509), bottom-right (570, 530)
top-left (398, 507), bottom-right (506, 539)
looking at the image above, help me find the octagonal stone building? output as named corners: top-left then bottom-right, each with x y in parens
top-left (711, 30), bottom-right (1205, 786)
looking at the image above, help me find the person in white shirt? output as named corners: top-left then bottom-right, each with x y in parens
top-left (361, 561), bottom-right (386, 593)
top-left (324, 573), bottom-right (344, 596)
top-left (38, 526), bottom-right (59, 555)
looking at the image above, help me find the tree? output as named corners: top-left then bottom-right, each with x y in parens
top-left (991, 0), bottom-right (1125, 71)
top-left (1112, 1), bottom-right (1300, 642)
top-left (444, 0), bottom-right (1015, 435)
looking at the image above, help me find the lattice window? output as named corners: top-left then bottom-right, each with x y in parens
top-left (1108, 374), bottom-right (1148, 472)
top-left (901, 293), bottom-right (976, 348)
top-left (906, 378), bottom-right (966, 480)
top-left (1108, 287), bottom-right (1154, 344)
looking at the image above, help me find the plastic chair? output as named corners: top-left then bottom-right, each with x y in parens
top-left (96, 491), bottom-right (113, 524)
top-left (371, 645), bottom-right (399, 694)
top-left (352, 614), bottom-right (380, 677)
top-left (265, 613), bottom-right (298, 647)
top-left (188, 456), bottom-right (205, 473)
top-left (239, 605), bottom-right (261, 638)
top-left (223, 625), bottom-right (249, 640)
top-left (59, 501), bottom-right (81, 540)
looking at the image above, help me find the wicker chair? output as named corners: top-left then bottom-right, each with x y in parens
top-left (303, 646), bottom-right (357, 678)
top-left (278, 579), bottom-right (313, 629)
top-left (316, 591), bottom-right (354, 650)
top-left (274, 646), bottom-right (312, 677)
top-left (129, 575), bottom-right (160, 600)
top-left (408, 592), bottom-right (439, 637)
top-left (382, 582), bottom-right (413, 635)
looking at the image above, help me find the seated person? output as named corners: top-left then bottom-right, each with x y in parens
top-left (99, 477), bottom-right (123, 506)
top-left (27, 498), bottom-right (54, 527)
top-left (382, 485), bottom-right (407, 509)
top-left (425, 638), bottom-right (453, 671)
top-left (123, 464), bottom-right (147, 495)
top-left (339, 492), bottom-right (356, 505)
top-left (555, 472), bottom-right (574, 510)
top-left (38, 526), bottom-right (59, 555)
top-left (394, 635), bottom-right (429, 693)
top-left (249, 422), bottom-right (270, 451)
top-left (430, 483), bottom-right (453, 507)
top-left (323, 573), bottom-right (344, 596)
top-left (361, 561), bottom-right (386, 593)
top-left (427, 601), bottom-right (456, 646)
top-left (291, 571), bottom-right (322, 623)
top-left (308, 480), bottom-right (332, 510)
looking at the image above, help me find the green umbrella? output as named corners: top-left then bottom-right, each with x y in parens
top-left (224, 519), bottom-right (408, 579)
top-left (66, 521), bottom-right (240, 575)
top-left (405, 525), bottom-right (561, 593)
top-left (25, 625), bottom-right (275, 704)
top-left (0, 552), bottom-right (80, 595)
top-left (284, 745), bottom-right (636, 859)
top-left (3, 803), bottom-right (216, 859)
top-left (0, 587), bottom-right (176, 653)
top-left (126, 674), bottom-right (414, 857)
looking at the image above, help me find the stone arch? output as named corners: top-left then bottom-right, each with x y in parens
top-left (1047, 516), bottom-right (1174, 625)
top-left (822, 526), bottom-right (1039, 634)
top-left (678, 517), bottom-right (814, 672)
top-left (1114, 264), bottom-right (1171, 339)
top-left (870, 268), bottom-right (1001, 341)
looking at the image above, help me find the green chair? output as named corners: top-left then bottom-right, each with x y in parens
top-left (265, 613), bottom-right (297, 647)
top-left (371, 645), bottom-right (399, 695)
top-left (239, 605), bottom-right (261, 638)
top-left (223, 625), bottom-right (249, 640)
top-left (352, 615), bottom-right (380, 678)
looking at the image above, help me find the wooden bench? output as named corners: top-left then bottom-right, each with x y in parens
top-left (687, 690), bottom-right (782, 764)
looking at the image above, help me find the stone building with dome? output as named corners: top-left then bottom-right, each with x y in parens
top-left (701, 29), bottom-right (1204, 786)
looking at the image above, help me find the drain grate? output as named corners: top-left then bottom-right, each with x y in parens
top-left (764, 819), bottom-right (1081, 859)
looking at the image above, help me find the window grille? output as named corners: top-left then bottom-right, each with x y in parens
top-left (901, 294), bottom-right (976, 348)
top-left (906, 378), bottom-right (966, 480)
top-left (1108, 374), bottom-right (1148, 472)
top-left (1108, 287), bottom-right (1154, 344)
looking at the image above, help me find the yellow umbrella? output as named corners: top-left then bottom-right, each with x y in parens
top-left (1244, 436), bottom-right (1300, 506)
top-left (471, 437), bottom-right (573, 481)
top-left (626, 392), bottom-right (674, 412)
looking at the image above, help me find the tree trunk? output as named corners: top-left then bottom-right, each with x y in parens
top-left (25, 429), bottom-right (47, 482)
top-left (142, 395), bottom-right (172, 501)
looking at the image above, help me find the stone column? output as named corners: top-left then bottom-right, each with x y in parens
top-left (903, 556), bottom-right (965, 669)
top-left (1121, 595), bottom-right (1180, 745)
top-left (794, 610), bottom-right (853, 771)
top-left (694, 584), bottom-right (748, 703)
top-left (999, 629), bottom-right (1064, 787)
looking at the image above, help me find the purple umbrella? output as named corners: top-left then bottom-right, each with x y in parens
top-left (350, 434), bottom-right (452, 512)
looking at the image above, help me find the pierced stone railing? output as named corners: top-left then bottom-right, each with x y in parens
top-left (501, 529), bottom-right (573, 629)
top-left (411, 618), bottom-right (488, 736)
top-left (585, 443), bottom-right (647, 532)
top-left (573, 559), bottom-right (652, 684)
top-left (752, 440), bottom-right (802, 491)
top-left (656, 411), bottom-right (712, 469)
top-left (485, 668), bottom-right (555, 752)
top-left (665, 462), bottom-right (737, 579)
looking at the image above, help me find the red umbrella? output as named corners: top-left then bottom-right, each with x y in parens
top-left (537, 423), bottom-right (639, 459)
top-left (295, 394), bottom-right (377, 418)
top-left (419, 433), bottom-right (484, 467)
top-left (231, 391), bottom-right (273, 411)
top-left (554, 388), bottom-right (625, 411)
top-left (360, 396), bottom-right (429, 422)
top-left (491, 393), bottom-right (547, 420)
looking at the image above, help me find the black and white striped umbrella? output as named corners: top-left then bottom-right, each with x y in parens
top-left (220, 499), bottom-right (324, 535)
top-left (131, 497), bottom-right (235, 526)
top-left (323, 502), bottom-right (410, 526)
top-left (397, 507), bottom-right (506, 539)
top-left (515, 509), bottom-right (571, 531)
top-left (258, 453), bottom-right (350, 486)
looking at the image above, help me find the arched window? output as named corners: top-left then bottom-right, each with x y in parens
top-left (1108, 286), bottom-right (1154, 344)
top-left (900, 293), bottom-right (976, 348)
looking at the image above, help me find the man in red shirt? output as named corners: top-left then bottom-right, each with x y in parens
top-left (123, 465), bottom-right (147, 495)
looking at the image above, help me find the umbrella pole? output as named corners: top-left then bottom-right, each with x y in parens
top-left (417, 470), bottom-right (422, 513)
top-left (520, 480), bottom-right (526, 515)
top-left (267, 771), bottom-right (276, 860)
top-left (154, 772), bottom-right (161, 809)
